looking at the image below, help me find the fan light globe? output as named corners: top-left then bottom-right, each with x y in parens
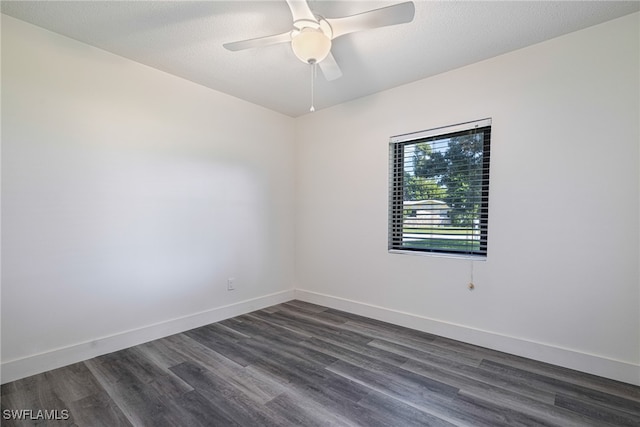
top-left (291, 28), bottom-right (331, 64)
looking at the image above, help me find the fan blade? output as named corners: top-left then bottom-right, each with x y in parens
top-left (319, 52), bottom-right (343, 81)
top-left (326, 1), bottom-right (415, 39)
top-left (286, 0), bottom-right (316, 23)
top-left (223, 31), bottom-right (291, 51)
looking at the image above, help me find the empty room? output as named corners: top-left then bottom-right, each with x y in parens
top-left (1, 1), bottom-right (639, 426)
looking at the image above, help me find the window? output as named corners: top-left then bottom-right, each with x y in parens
top-left (389, 119), bottom-right (491, 257)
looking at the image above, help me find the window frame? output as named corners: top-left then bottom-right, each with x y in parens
top-left (388, 119), bottom-right (491, 258)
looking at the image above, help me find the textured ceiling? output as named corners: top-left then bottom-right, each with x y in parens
top-left (2, 1), bottom-right (639, 117)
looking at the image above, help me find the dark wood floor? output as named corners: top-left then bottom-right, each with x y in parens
top-left (2, 300), bottom-right (639, 426)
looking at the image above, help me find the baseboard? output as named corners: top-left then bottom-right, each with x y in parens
top-left (1, 289), bottom-right (295, 384)
top-left (294, 289), bottom-right (640, 386)
top-left (4, 288), bottom-right (638, 386)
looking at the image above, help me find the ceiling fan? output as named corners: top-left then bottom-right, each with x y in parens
top-left (223, 0), bottom-right (416, 81)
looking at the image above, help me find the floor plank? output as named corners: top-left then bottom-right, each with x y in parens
top-left (2, 301), bottom-right (639, 426)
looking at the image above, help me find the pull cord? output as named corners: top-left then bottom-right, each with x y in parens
top-left (310, 61), bottom-right (316, 112)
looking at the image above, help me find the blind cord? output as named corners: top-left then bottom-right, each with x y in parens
top-left (468, 130), bottom-right (471, 254)
top-left (470, 258), bottom-right (474, 286)
top-left (468, 125), bottom-right (477, 290)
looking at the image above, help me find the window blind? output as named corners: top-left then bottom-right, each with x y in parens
top-left (389, 119), bottom-right (491, 257)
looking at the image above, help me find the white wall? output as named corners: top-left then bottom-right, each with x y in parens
top-left (295, 13), bottom-right (640, 384)
top-left (1, 15), bottom-right (295, 382)
top-left (2, 12), bottom-right (639, 386)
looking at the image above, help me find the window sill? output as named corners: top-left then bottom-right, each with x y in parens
top-left (388, 249), bottom-right (487, 261)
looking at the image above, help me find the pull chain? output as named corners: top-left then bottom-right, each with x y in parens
top-left (310, 61), bottom-right (316, 112)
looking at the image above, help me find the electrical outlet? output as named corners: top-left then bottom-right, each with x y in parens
top-left (227, 277), bottom-right (236, 291)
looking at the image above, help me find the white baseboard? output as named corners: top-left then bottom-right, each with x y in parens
top-left (4, 288), bottom-right (638, 387)
top-left (1, 289), bottom-right (295, 384)
top-left (294, 289), bottom-right (640, 386)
